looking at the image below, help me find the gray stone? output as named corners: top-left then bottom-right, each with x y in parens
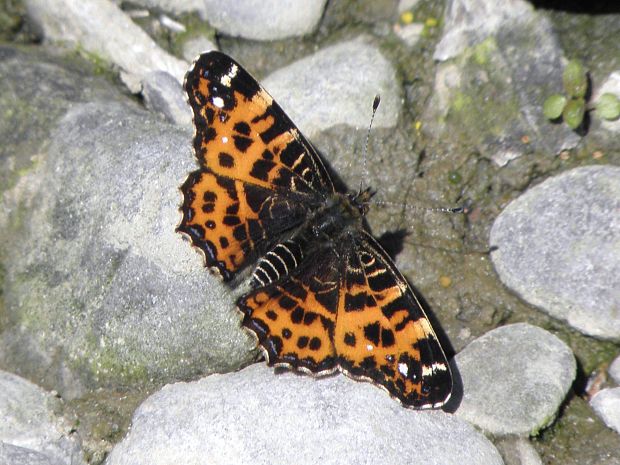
top-left (610, 355), bottom-right (620, 384)
top-left (0, 371), bottom-right (85, 465)
top-left (434, 0), bottom-right (534, 61)
top-left (0, 46), bottom-right (121, 194)
top-left (127, 0), bottom-right (207, 19)
top-left (263, 36), bottom-right (401, 139)
top-left (398, 0), bottom-right (421, 13)
top-left (395, 23), bottom-right (424, 48)
top-left (0, 442), bottom-right (70, 465)
top-left (494, 438), bottom-right (543, 465)
top-left (0, 48), bottom-right (255, 399)
top-left (25, 0), bottom-right (187, 92)
top-left (454, 323), bottom-right (576, 436)
top-left (105, 363), bottom-right (504, 465)
top-left (590, 388), bottom-right (620, 435)
top-left (425, 0), bottom-right (579, 165)
top-left (141, 70), bottom-right (192, 128)
top-left (490, 166), bottom-right (620, 341)
top-left (203, 0), bottom-right (326, 41)
top-left (182, 36), bottom-right (218, 63)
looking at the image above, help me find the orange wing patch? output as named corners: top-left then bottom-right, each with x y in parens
top-left (179, 170), bottom-right (259, 279)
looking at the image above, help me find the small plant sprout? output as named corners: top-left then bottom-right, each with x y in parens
top-left (543, 59), bottom-right (620, 131)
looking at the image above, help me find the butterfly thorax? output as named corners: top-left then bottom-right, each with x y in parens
top-left (306, 189), bottom-right (372, 242)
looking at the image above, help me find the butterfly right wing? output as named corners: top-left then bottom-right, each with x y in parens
top-left (334, 231), bottom-right (453, 408)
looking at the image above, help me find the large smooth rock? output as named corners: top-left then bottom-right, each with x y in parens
top-left (0, 47), bottom-right (255, 399)
top-left (105, 363), bottom-right (504, 465)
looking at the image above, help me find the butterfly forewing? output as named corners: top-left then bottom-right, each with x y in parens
top-left (184, 51), bottom-right (334, 194)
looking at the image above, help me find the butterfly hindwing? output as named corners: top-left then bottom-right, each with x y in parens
top-left (178, 170), bottom-right (310, 280)
top-left (334, 231), bottom-right (452, 408)
top-left (238, 244), bottom-right (340, 374)
top-left (239, 231), bottom-right (452, 408)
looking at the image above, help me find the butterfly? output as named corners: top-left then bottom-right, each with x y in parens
top-left (177, 51), bottom-right (452, 408)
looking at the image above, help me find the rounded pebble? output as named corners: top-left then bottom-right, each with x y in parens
top-left (590, 387), bottom-right (620, 434)
top-left (263, 37), bottom-right (400, 139)
top-left (609, 354), bottom-right (620, 384)
top-left (490, 166), bottom-right (620, 341)
top-left (203, 0), bottom-right (326, 41)
top-left (454, 323), bottom-right (576, 436)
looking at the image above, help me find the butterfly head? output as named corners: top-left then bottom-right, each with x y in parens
top-left (349, 187), bottom-right (375, 216)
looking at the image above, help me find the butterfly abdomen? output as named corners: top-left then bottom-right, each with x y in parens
top-left (252, 240), bottom-right (305, 287)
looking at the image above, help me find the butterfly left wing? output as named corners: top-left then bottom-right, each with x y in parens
top-left (178, 51), bottom-right (335, 280)
top-left (334, 231), bottom-right (452, 409)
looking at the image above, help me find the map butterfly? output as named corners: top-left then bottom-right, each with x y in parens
top-left (177, 51), bottom-right (452, 408)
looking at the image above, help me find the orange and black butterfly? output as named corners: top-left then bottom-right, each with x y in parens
top-left (177, 51), bottom-right (452, 408)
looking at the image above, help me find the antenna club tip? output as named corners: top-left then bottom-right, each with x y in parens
top-left (373, 95), bottom-right (381, 110)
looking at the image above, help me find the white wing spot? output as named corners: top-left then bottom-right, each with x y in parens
top-left (222, 136), bottom-right (229, 144)
top-left (212, 96), bottom-right (225, 108)
top-left (221, 63), bottom-right (238, 87)
top-left (398, 363), bottom-right (409, 377)
top-left (422, 362), bottom-right (447, 377)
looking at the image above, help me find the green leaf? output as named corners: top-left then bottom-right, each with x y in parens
top-left (563, 59), bottom-right (588, 98)
top-left (596, 93), bottom-right (620, 120)
top-left (543, 94), bottom-right (567, 119)
top-left (563, 98), bottom-right (585, 129)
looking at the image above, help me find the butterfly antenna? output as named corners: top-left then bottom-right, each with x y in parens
top-left (359, 95), bottom-right (381, 194)
top-left (372, 200), bottom-right (470, 215)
